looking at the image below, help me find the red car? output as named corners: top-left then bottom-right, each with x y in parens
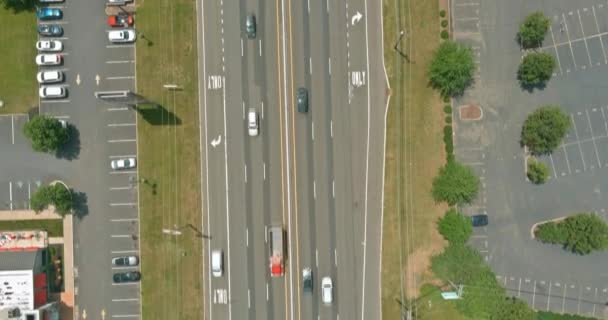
top-left (108, 14), bottom-right (133, 27)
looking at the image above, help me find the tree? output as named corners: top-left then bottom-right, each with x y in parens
top-left (437, 209), bottom-right (473, 244)
top-left (491, 297), bottom-right (535, 320)
top-left (428, 40), bottom-right (475, 97)
top-left (518, 12), bottom-right (550, 48)
top-left (30, 184), bottom-right (73, 217)
top-left (534, 213), bottom-right (608, 254)
top-left (23, 116), bottom-right (69, 154)
top-left (518, 52), bottom-right (556, 87)
top-left (527, 159), bottom-right (549, 184)
top-left (0, 0), bottom-right (36, 13)
top-left (521, 106), bottom-right (570, 155)
top-left (431, 160), bottom-right (480, 206)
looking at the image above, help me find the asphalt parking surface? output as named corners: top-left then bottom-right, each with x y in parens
top-left (451, 0), bottom-right (608, 317)
top-left (36, 0), bottom-right (141, 318)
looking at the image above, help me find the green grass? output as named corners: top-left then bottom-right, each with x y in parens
top-left (0, 7), bottom-right (37, 114)
top-left (415, 284), bottom-right (468, 320)
top-left (0, 219), bottom-right (63, 237)
top-left (381, 0), bottom-right (452, 318)
top-left (135, 0), bottom-right (202, 318)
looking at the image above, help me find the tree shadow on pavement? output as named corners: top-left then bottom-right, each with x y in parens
top-left (56, 125), bottom-right (81, 160)
top-left (71, 191), bottom-right (88, 219)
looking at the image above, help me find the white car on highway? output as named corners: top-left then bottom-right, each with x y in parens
top-left (39, 86), bottom-right (66, 99)
top-left (36, 40), bottom-right (62, 52)
top-left (108, 29), bottom-right (136, 43)
top-left (247, 109), bottom-right (259, 136)
top-left (321, 277), bottom-right (333, 305)
top-left (35, 54), bottom-right (61, 66)
top-left (37, 70), bottom-right (64, 84)
top-left (111, 157), bottom-right (137, 170)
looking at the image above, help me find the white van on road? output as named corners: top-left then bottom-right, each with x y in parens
top-left (211, 250), bottom-right (223, 277)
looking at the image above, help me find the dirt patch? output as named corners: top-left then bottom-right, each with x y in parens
top-left (459, 104), bottom-right (482, 121)
top-left (404, 230), bottom-right (447, 298)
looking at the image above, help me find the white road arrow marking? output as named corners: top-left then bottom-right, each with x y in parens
top-left (82, 309), bottom-right (87, 320)
top-left (76, 74), bottom-right (81, 85)
top-left (211, 135), bottom-right (222, 148)
top-left (95, 74), bottom-right (100, 86)
top-left (351, 11), bottom-right (363, 25)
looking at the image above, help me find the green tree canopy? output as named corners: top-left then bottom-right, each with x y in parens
top-left (431, 160), bottom-right (480, 206)
top-left (518, 12), bottom-right (550, 48)
top-left (535, 213), bottom-right (608, 254)
top-left (23, 116), bottom-right (69, 154)
top-left (428, 40), bottom-right (475, 97)
top-left (518, 52), bottom-right (556, 87)
top-left (521, 106), bottom-right (570, 155)
top-left (491, 297), bottom-right (536, 320)
top-left (527, 158), bottom-right (550, 184)
top-left (437, 209), bottom-right (473, 244)
top-left (30, 184), bottom-right (73, 217)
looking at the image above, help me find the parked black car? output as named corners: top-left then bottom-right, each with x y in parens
top-left (113, 271), bottom-right (141, 283)
top-left (302, 268), bottom-right (313, 293)
top-left (471, 214), bottom-right (489, 227)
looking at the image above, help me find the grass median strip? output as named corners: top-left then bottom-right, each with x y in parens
top-left (381, 0), bottom-right (447, 318)
top-left (136, 0), bottom-right (202, 317)
top-left (0, 7), bottom-right (37, 114)
top-left (0, 219), bottom-right (63, 237)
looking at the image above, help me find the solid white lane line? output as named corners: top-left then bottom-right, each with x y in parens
top-left (11, 115), bottom-right (14, 144)
top-left (246, 228), bottom-right (249, 247)
top-left (312, 121), bottom-right (315, 140)
top-left (9, 182), bottom-right (12, 210)
top-left (326, 0), bottom-right (329, 12)
top-left (335, 249), bottom-right (338, 266)
top-left (307, 0), bottom-right (310, 13)
top-left (108, 139), bottom-right (136, 143)
top-left (313, 180), bottom-right (316, 199)
top-left (266, 283), bottom-right (269, 301)
top-left (248, 289), bottom-right (251, 308)
top-left (309, 57), bottom-right (312, 74)
top-left (328, 57), bottom-right (331, 75)
top-left (244, 164), bottom-right (247, 183)
top-left (332, 180), bottom-right (335, 198)
top-left (242, 101), bottom-right (245, 119)
top-left (259, 39), bottom-right (262, 56)
top-left (222, 76), bottom-right (234, 320)
top-left (261, 100), bottom-right (264, 119)
top-left (241, 38), bottom-right (244, 57)
top-left (263, 162), bottom-right (266, 180)
top-left (330, 120), bottom-right (333, 138)
top-left (315, 249), bottom-right (319, 267)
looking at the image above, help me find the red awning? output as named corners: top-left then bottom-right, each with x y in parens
top-left (34, 289), bottom-right (47, 307)
top-left (34, 273), bottom-right (47, 289)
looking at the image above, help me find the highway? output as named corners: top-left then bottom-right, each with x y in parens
top-left (197, 0), bottom-right (386, 318)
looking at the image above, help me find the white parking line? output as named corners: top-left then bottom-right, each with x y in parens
top-left (110, 186), bottom-right (133, 190)
top-left (109, 171), bottom-right (137, 175)
top-left (9, 182), bottom-right (12, 210)
top-left (108, 139), bottom-right (136, 143)
top-left (601, 106), bottom-right (608, 135)
top-left (11, 115), bottom-right (14, 145)
top-left (592, 6), bottom-right (608, 64)
top-left (562, 144), bottom-right (572, 174)
top-left (110, 202), bottom-right (137, 206)
top-left (241, 38), bottom-right (244, 57)
top-left (585, 110), bottom-right (602, 167)
top-left (570, 114), bottom-right (587, 171)
top-left (455, 2), bottom-right (479, 6)
top-left (111, 250), bottom-right (138, 254)
top-left (111, 218), bottom-right (138, 222)
top-left (455, 17), bottom-right (479, 21)
top-left (106, 44), bottom-right (134, 48)
top-left (106, 60), bottom-right (134, 64)
top-left (577, 10), bottom-right (593, 67)
top-left (549, 26), bottom-right (563, 74)
top-left (549, 154), bottom-right (558, 178)
top-left (562, 14), bottom-right (578, 70)
top-left (111, 235), bottom-right (131, 238)
top-left (111, 283), bottom-right (139, 287)
top-left (110, 314), bottom-right (140, 318)
top-left (111, 298), bottom-right (139, 302)
top-left (259, 39), bottom-right (262, 56)
top-left (41, 99), bottom-right (70, 104)
top-left (108, 123), bottom-right (136, 127)
top-left (111, 266), bottom-right (138, 270)
top-left (53, 115), bottom-right (70, 119)
top-left (107, 76), bottom-right (135, 80)
top-left (108, 107), bottom-right (130, 111)
top-left (109, 154), bottom-right (137, 158)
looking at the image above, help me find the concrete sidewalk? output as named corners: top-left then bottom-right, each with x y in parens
top-left (0, 209), bottom-right (74, 320)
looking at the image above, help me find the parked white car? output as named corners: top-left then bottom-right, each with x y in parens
top-left (107, 0), bottom-right (133, 5)
top-left (112, 256), bottom-right (139, 266)
top-left (36, 40), bottom-right (62, 52)
top-left (35, 54), bottom-right (61, 66)
top-left (108, 29), bottom-right (136, 43)
top-left (37, 70), bottom-right (64, 84)
top-left (39, 86), bottom-right (66, 99)
top-left (111, 157), bottom-right (137, 170)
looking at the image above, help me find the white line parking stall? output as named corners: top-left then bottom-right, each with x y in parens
top-left (578, 285), bottom-right (599, 317)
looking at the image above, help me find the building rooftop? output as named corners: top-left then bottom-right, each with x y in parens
top-left (0, 270), bottom-right (34, 311)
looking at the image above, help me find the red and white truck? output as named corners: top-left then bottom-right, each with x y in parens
top-left (269, 226), bottom-right (284, 277)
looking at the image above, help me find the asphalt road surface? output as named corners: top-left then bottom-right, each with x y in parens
top-left (198, 0), bottom-right (386, 319)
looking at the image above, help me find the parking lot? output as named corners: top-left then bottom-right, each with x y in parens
top-left (35, 0), bottom-right (142, 317)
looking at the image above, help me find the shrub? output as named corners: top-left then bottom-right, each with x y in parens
top-left (445, 142), bottom-right (454, 154)
top-left (30, 184), bottom-right (73, 216)
top-left (431, 160), bottom-right (480, 205)
top-left (527, 159), bottom-right (549, 184)
top-left (439, 9), bottom-right (446, 17)
top-left (428, 41), bottom-right (475, 97)
top-left (445, 116), bottom-right (452, 124)
top-left (490, 297), bottom-right (535, 320)
top-left (437, 209), bottom-right (473, 244)
top-left (518, 11), bottom-right (550, 49)
top-left (443, 105), bottom-right (452, 114)
top-left (441, 19), bottom-right (448, 28)
top-left (534, 213), bottom-right (608, 254)
top-left (518, 52), bottom-right (556, 87)
top-left (443, 125), bottom-right (453, 143)
top-left (440, 30), bottom-right (449, 39)
top-left (521, 106), bottom-right (570, 155)
top-left (443, 96), bottom-right (451, 103)
top-left (23, 116), bottom-right (69, 154)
